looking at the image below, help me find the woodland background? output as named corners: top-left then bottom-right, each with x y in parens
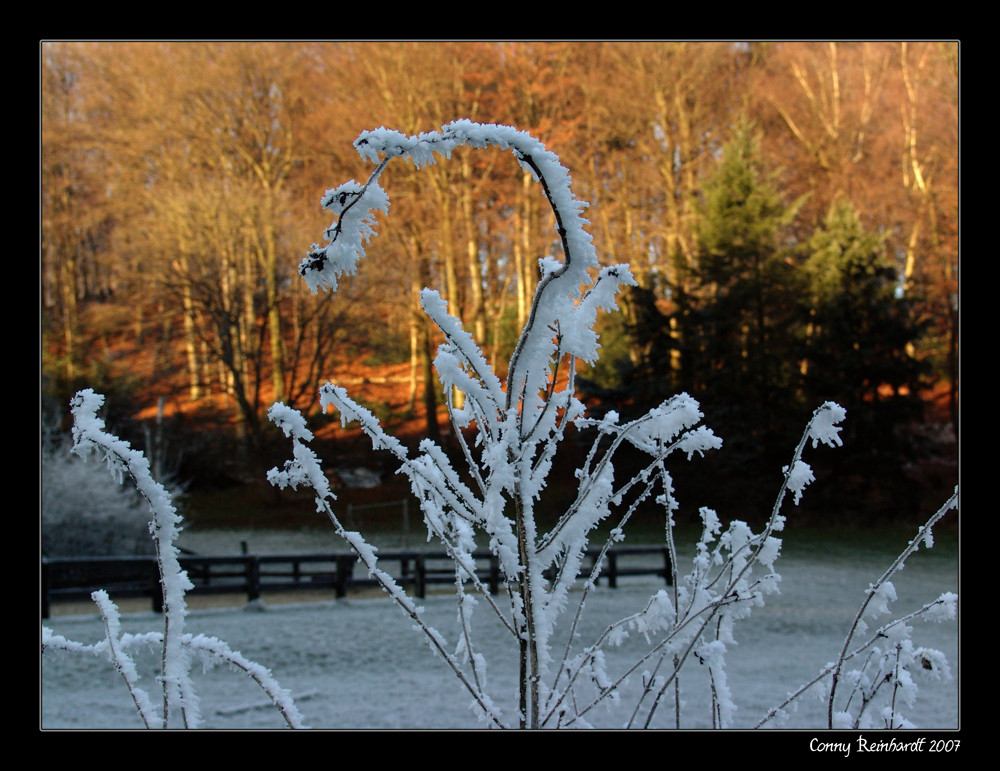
top-left (40, 41), bottom-right (958, 526)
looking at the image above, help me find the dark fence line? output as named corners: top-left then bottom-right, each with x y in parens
top-left (41, 546), bottom-right (672, 618)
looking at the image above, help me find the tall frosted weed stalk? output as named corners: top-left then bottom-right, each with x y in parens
top-left (44, 121), bottom-right (957, 729)
top-left (42, 390), bottom-right (305, 728)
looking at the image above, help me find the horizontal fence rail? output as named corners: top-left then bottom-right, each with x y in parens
top-left (41, 546), bottom-right (672, 618)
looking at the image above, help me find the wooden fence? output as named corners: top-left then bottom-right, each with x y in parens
top-left (41, 545), bottom-right (672, 618)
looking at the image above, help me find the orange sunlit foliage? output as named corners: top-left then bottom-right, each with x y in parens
top-left (41, 42), bottom-right (958, 442)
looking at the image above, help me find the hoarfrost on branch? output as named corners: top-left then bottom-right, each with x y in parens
top-left (271, 121), bottom-right (957, 729)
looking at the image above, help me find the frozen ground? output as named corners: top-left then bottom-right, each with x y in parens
top-left (41, 526), bottom-right (959, 730)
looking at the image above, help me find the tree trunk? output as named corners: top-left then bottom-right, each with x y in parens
top-left (59, 241), bottom-right (79, 382)
top-left (461, 160), bottom-right (487, 344)
top-left (181, 270), bottom-right (203, 401)
top-left (516, 171), bottom-right (536, 329)
top-left (263, 214), bottom-right (287, 405)
top-left (408, 232), bottom-right (441, 441)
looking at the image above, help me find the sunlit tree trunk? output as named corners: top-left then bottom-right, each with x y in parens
top-left (58, 233), bottom-right (79, 382)
top-left (461, 157), bottom-right (487, 344)
top-left (516, 171), bottom-right (536, 329)
top-left (264, 220), bottom-right (287, 405)
top-left (177, 255), bottom-right (203, 401)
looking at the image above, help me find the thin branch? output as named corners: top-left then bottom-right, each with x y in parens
top-left (826, 489), bottom-right (958, 727)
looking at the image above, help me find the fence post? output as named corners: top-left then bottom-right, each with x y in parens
top-left (246, 555), bottom-right (261, 603)
top-left (607, 552), bottom-right (618, 589)
top-left (414, 555), bottom-right (426, 599)
top-left (402, 497), bottom-right (410, 549)
top-left (488, 554), bottom-right (500, 595)
top-left (335, 555), bottom-right (352, 598)
top-left (151, 559), bottom-right (164, 613)
top-left (42, 559), bottom-right (51, 620)
top-left (399, 554), bottom-right (411, 589)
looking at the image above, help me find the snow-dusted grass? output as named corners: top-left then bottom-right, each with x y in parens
top-left (41, 527), bottom-right (957, 730)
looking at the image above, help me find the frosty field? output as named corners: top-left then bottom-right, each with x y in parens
top-left (40, 526), bottom-right (959, 730)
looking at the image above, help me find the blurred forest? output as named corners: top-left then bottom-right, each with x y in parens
top-left (40, 41), bottom-right (958, 523)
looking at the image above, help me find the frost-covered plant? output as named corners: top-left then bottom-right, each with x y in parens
top-left (267, 121), bottom-right (958, 728)
top-left (41, 390), bottom-right (305, 729)
top-left (44, 121), bottom-right (955, 730)
top-left (754, 489), bottom-right (958, 729)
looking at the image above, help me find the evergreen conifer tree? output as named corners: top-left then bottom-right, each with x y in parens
top-left (800, 198), bottom-right (929, 514)
top-left (681, 122), bottom-right (807, 509)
